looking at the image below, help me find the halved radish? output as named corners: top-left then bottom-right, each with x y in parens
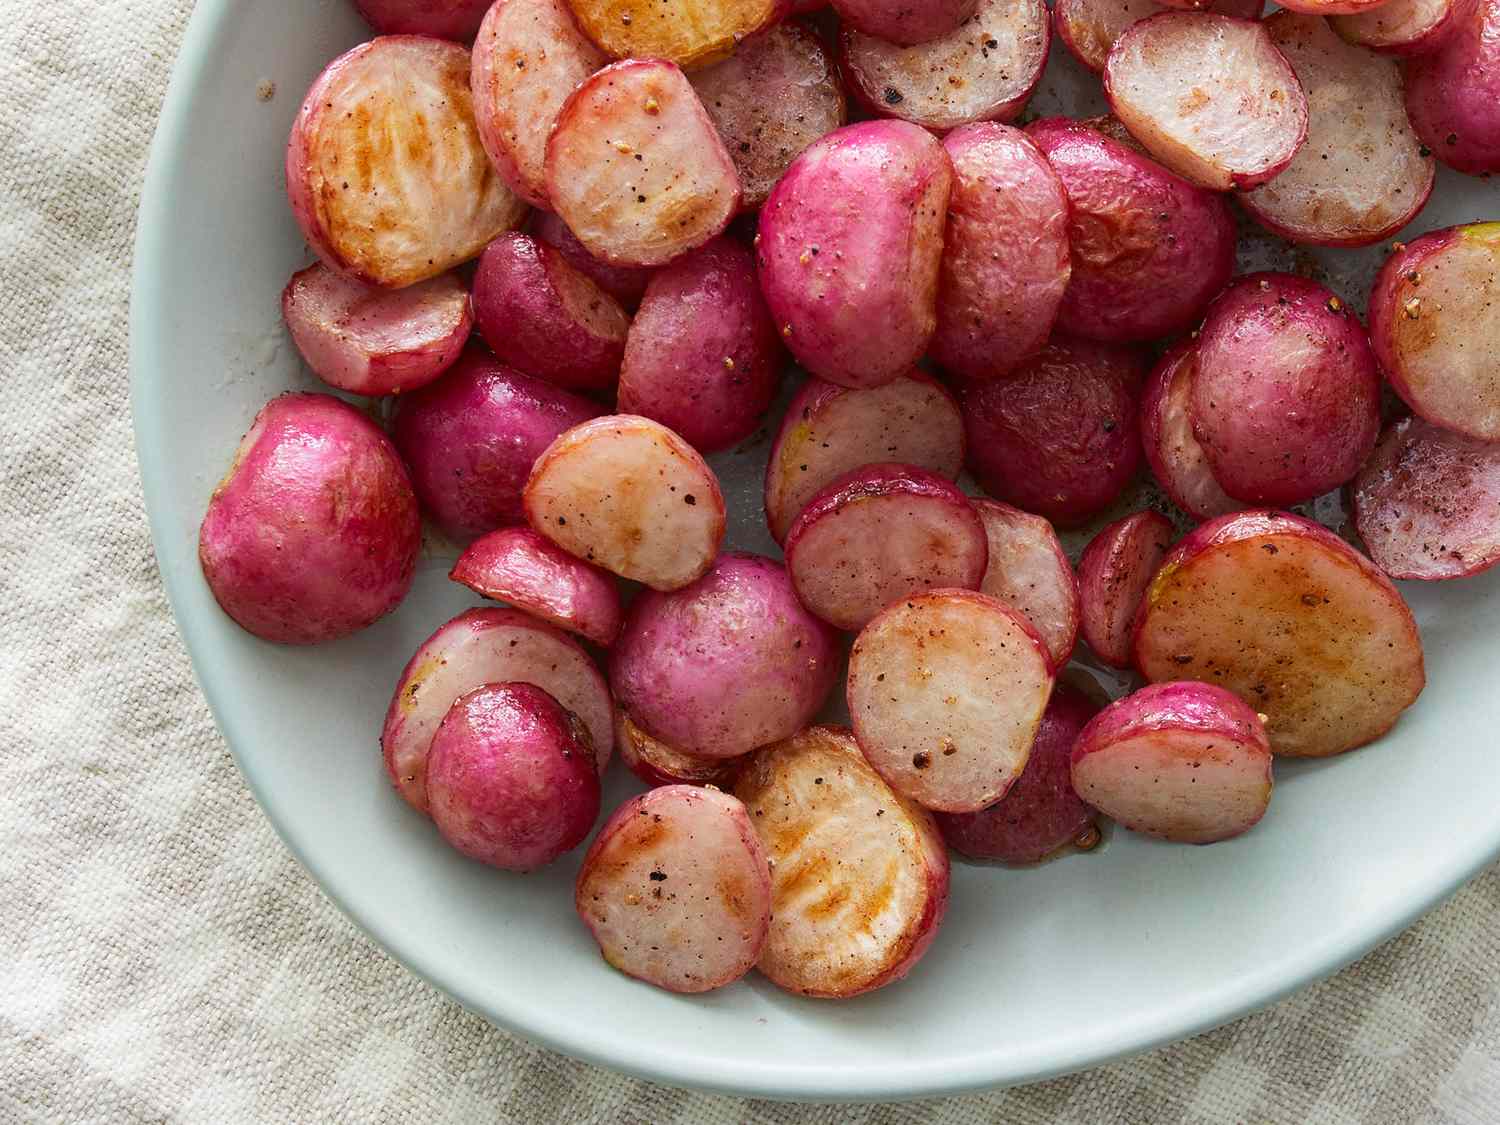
top-left (286, 37), bottom-right (527, 289)
top-left (575, 786), bottom-right (772, 994)
top-left (546, 60), bottom-right (740, 268)
top-left (1071, 682), bottom-right (1273, 844)
top-left (609, 553), bottom-right (841, 758)
top-left (847, 589), bottom-right (1055, 812)
top-left (1056, 0), bottom-right (1264, 72)
top-left (931, 124), bottom-right (1071, 382)
top-left (382, 607), bottom-right (614, 813)
top-left (833, 0), bottom-right (979, 44)
top-left (1192, 273), bottom-right (1381, 507)
top-left (1103, 13), bottom-right (1309, 191)
top-left (523, 415), bottom-right (727, 590)
top-left (471, 231), bottom-right (630, 392)
top-left (1368, 224), bottom-right (1500, 442)
top-left (756, 121), bottom-right (952, 390)
top-left (563, 0), bottom-right (786, 69)
top-left (616, 712), bottom-right (746, 788)
top-left (734, 726), bottom-right (950, 998)
top-left (353, 0), bottom-right (492, 39)
top-left (1025, 116), bottom-right (1236, 344)
top-left (689, 21), bottom-right (847, 209)
top-left (1353, 417), bottom-right (1500, 581)
top-left (426, 682), bottom-right (601, 870)
top-left (962, 335), bottom-right (1146, 527)
top-left (972, 499), bottom-right (1080, 670)
top-left (1139, 340), bottom-right (1239, 522)
top-left (390, 347), bottom-right (604, 542)
top-left (936, 681), bottom-right (1100, 863)
top-left (449, 526), bottom-right (624, 645)
top-left (1239, 13), bottom-right (1434, 248)
top-left (1403, 0), bottom-right (1500, 175)
top-left (471, 0), bottom-right (609, 207)
top-left (1078, 509), bottom-right (1174, 668)
top-left (530, 210), bottom-right (654, 309)
top-left (785, 464), bottom-right (988, 631)
top-left (840, 0), bottom-right (1051, 132)
top-left (616, 236), bottom-right (782, 455)
top-left (1133, 511), bottom-right (1426, 757)
top-left (763, 373), bottom-right (965, 544)
top-left (281, 262), bottom-right (470, 396)
top-left (1331, 0), bottom-right (1457, 54)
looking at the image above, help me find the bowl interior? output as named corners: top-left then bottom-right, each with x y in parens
top-left (131, 0), bottom-right (1500, 1098)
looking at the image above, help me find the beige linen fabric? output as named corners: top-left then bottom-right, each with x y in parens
top-left (2, 1), bottom-right (1500, 1121)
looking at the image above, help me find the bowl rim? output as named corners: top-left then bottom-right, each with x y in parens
top-left (129, 0), bottom-right (1500, 1101)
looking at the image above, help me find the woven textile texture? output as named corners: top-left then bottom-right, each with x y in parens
top-left (3, 0), bottom-right (1500, 1121)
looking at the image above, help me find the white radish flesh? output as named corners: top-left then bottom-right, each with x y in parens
top-left (575, 786), bottom-right (772, 994)
top-left (546, 60), bottom-right (740, 268)
top-left (1104, 13), bottom-right (1308, 190)
top-left (524, 415), bottom-right (726, 591)
top-left (734, 726), bottom-right (950, 998)
top-left (972, 499), bottom-right (1080, 670)
top-left (848, 589), bottom-right (1055, 812)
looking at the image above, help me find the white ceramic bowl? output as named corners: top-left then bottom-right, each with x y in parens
top-left (131, 0), bottom-right (1500, 1099)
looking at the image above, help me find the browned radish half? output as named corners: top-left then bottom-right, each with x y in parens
top-left (1331, 0), bottom-right (1458, 54)
top-left (848, 589), bottom-right (1054, 812)
top-left (1403, 0), bottom-right (1500, 174)
top-left (471, 0), bottom-right (609, 207)
top-left (756, 121), bottom-right (952, 390)
top-left (449, 526), bottom-right (624, 645)
top-left (1104, 13), bottom-right (1309, 190)
top-left (1139, 340), bottom-right (1239, 522)
top-left (689, 21), bottom-right (847, 210)
top-left (1353, 417), bottom-right (1500, 581)
top-left (281, 263), bottom-right (470, 396)
top-left (470, 231), bottom-right (630, 393)
top-left (1239, 14), bottom-right (1434, 247)
top-left (734, 726), bottom-right (950, 998)
top-left (564, 0), bottom-right (786, 69)
top-left (546, 60), bottom-right (740, 268)
top-left (1071, 682), bottom-right (1273, 844)
top-left (382, 608), bottom-right (614, 812)
top-left (1078, 510), bottom-right (1174, 668)
top-left (575, 786), bottom-right (771, 994)
top-left (833, 0), bottom-right (979, 44)
top-left (931, 124), bottom-right (1071, 381)
top-left (1024, 116), bottom-right (1236, 344)
top-left (785, 464), bottom-right (988, 630)
top-left (840, 0), bottom-right (1051, 132)
top-left (616, 713), bottom-right (746, 788)
top-left (353, 0), bottom-right (492, 39)
top-left (763, 373), bottom-right (964, 544)
top-left (1133, 511), bottom-right (1426, 757)
top-left (1191, 273), bottom-right (1381, 507)
top-left (285, 37), bottom-right (527, 289)
top-left (530, 210), bottom-right (654, 309)
top-left (523, 415), bottom-right (727, 590)
top-left (936, 681), bottom-right (1100, 864)
top-left (1055, 0), bottom-right (1264, 72)
top-left (962, 335), bottom-right (1147, 527)
top-left (1368, 224), bottom-right (1500, 442)
top-left (426, 682), bottom-right (601, 871)
top-left (972, 499), bottom-right (1080, 670)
